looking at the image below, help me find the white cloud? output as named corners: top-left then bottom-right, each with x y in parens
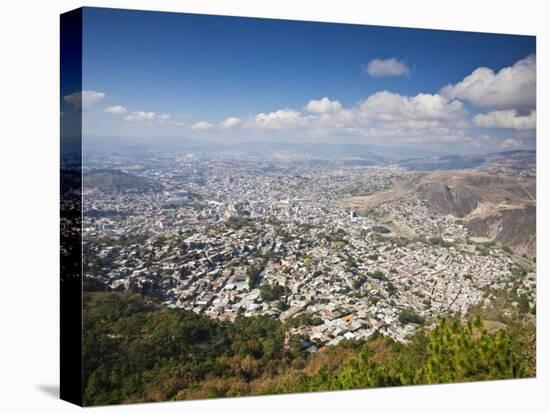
top-left (220, 117), bottom-right (242, 128)
top-left (104, 105), bottom-right (127, 114)
top-left (191, 121), bottom-right (214, 130)
top-left (63, 90), bottom-right (105, 110)
top-left (237, 91), bottom-right (471, 146)
top-left (362, 58), bottom-right (411, 77)
top-left (312, 109), bottom-right (355, 133)
top-left (357, 91), bottom-right (466, 123)
top-left (500, 138), bottom-right (524, 149)
top-left (332, 91), bottom-right (471, 145)
top-left (440, 54), bottom-right (535, 110)
top-left (185, 90), bottom-right (532, 149)
top-left (305, 97), bottom-right (342, 113)
top-left (158, 113), bottom-right (171, 121)
top-left (251, 109), bottom-right (305, 129)
top-left (125, 111), bottom-right (155, 121)
top-left (473, 110), bottom-right (536, 130)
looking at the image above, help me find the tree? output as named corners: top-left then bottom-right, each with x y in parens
top-left (368, 270), bottom-right (386, 281)
top-left (247, 260), bottom-right (265, 290)
top-left (416, 316), bottom-right (522, 384)
top-left (82, 292), bottom-right (533, 405)
top-left (398, 309), bottom-right (425, 325)
top-left (352, 276), bottom-right (367, 290)
top-left (260, 283), bottom-right (286, 302)
top-left (275, 300), bottom-right (289, 311)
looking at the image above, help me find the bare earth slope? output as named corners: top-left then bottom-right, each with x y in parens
top-left (341, 171), bottom-right (536, 256)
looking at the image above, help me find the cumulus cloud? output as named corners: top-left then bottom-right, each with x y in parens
top-left (104, 105), bottom-right (127, 114)
top-left (305, 97), bottom-right (342, 113)
top-left (191, 121), bottom-right (214, 130)
top-left (184, 88), bottom-right (532, 149)
top-left (473, 110), bottom-right (536, 130)
top-left (158, 113), bottom-right (171, 121)
top-left (63, 90), bottom-right (105, 110)
top-left (362, 58), bottom-right (411, 77)
top-left (125, 111), bottom-right (155, 121)
top-left (440, 55), bottom-right (536, 110)
top-left (236, 91), bottom-right (470, 145)
top-left (500, 138), bottom-right (524, 149)
top-left (220, 117), bottom-right (242, 128)
top-left (358, 91), bottom-right (466, 123)
top-left (312, 109), bottom-right (355, 132)
top-left (251, 109), bottom-right (305, 129)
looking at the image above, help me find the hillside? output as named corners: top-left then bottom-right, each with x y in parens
top-left (82, 292), bottom-right (534, 405)
top-left (341, 171), bottom-right (536, 256)
top-left (397, 150), bottom-right (535, 171)
top-left (83, 169), bottom-right (161, 193)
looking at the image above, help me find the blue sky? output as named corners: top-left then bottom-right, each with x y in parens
top-left (64, 7), bottom-right (536, 152)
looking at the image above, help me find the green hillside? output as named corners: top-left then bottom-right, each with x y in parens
top-left (82, 292), bottom-right (535, 406)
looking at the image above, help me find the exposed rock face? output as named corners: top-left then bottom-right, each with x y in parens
top-left (468, 205), bottom-right (536, 256)
top-left (340, 171), bottom-right (536, 256)
top-left (414, 172), bottom-right (535, 256)
top-left (416, 181), bottom-right (479, 218)
top-left (416, 173), bottom-right (532, 216)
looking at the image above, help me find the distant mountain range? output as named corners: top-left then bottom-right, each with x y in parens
top-left (82, 134), bottom-right (437, 159)
top-left (81, 135), bottom-right (534, 168)
top-left (397, 150), bottom-right (535, 171)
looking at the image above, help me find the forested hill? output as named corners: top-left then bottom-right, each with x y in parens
top-left (83, 169), bottom-right (161, 193)
top-left (83, 292), bottom-right (535, 406)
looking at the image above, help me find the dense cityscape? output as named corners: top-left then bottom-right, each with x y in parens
top-left (82, 151), bottom-right (535, 347)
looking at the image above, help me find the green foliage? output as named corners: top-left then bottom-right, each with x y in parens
top-left (247, 260), bottom-right (265, 290)
top-left (260, 283), bottom-right (287, 302)
top-left (517, 294), bottom-right (531, 314)
top-left (82, 293), bottom-right (534, 405)
top-left (352, 276), bottom-right (367, 290)
top-left (415, 316), bottom-right (522, 384)
top-left (344, 256), bottom-right (357, 271)
top-left (368, 270), bottom-right (386, 281)
top-left (285, 314), bottom-right (324, 332)
top-left (288, 315), bottom-right (530, 393)
top-left (275, 300), bottom-right (289, 311)
top-left (386, 282), bottom-right (398, 297)
top-left (225, 216), bottom-right (254, 230)
top-left (83, 292), bottom-right (287, 405)
top-left (469, 271), bottom-right (536, 323)
top-left (398, 308), bottom-right (425, 325)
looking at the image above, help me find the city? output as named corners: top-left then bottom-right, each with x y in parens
top-left (52, 6), bottom-right (541, 406)
top-left (82, 152), bottom-right (535, 346)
